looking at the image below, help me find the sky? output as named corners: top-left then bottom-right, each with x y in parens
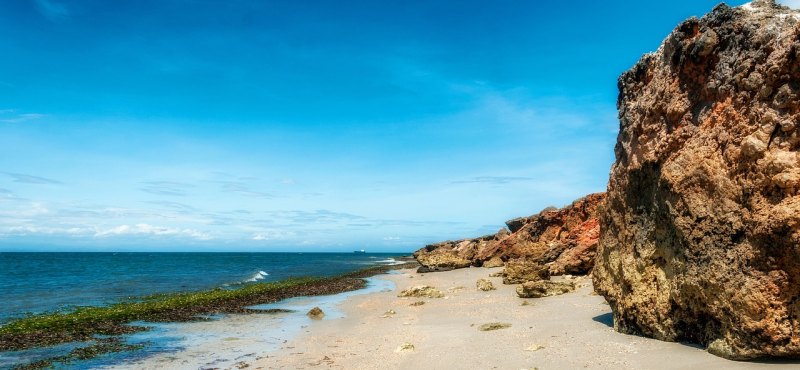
top-left (0, 0), bottom-right (781, 252)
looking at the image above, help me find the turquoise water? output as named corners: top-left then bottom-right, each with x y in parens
top-left (0, 252), bottom-right (405, 322)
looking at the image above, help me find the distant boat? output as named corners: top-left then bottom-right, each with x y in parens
top-left (354, 249), bottom-right (366, 254)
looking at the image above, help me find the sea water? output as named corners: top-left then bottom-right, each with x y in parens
top-left (0, 252), bottom-right (406, 369)
top-left (0, 252), bottom-right (405, 322)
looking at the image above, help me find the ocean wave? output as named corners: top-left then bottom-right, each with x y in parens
top-left (374, 258), bottom-right (404, 266)
top-left (245, 270), bottom-right (269, 283)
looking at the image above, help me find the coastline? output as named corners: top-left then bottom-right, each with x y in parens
top-left (0, 260), bottom-right (417, 369)
top-left (251, 267), bottom-right (798, 370)
top-left (7, 264), bottom-right (800, 369)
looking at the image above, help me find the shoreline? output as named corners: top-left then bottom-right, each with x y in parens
top-left (0, 261), bottom-right (417, 369)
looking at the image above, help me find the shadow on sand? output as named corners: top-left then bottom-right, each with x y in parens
top-left (591, 311), bottom-right (800, 364)
top-left (591, 312), bottom-right (613, 328)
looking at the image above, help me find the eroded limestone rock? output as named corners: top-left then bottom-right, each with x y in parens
top-left (476, 278), bottom-right (496, 291)
top-left (398, 285), bottom-right (445, 298)
top-left (593, 0), bottom-right (800, 360)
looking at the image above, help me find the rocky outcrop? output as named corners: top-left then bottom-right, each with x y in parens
top-left (501, 259), bottom-right (550, 284)
top-left (413, 231), bottom-right (506, 272)
top-left (593, 1), bottom-right (800, 360)
top-left (414, 193), bottom-right (605, 276)
top-left (482, 193), bottom-right (605, 276)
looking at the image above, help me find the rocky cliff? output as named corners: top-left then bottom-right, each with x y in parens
top-left (593, 0), bottom-right (800, 360)
top-left (414, 193), bottom-right (605, 277)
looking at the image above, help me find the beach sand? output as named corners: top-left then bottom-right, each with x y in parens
top-left (114, 267), bottom-right (799, 370)
top-left (250, 267), bottom-right (796, 370)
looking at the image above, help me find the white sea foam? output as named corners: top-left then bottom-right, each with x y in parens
top-left (245, 270), bottom-right (269, 282)
top-left (374, 258), bottom-right (404, 266)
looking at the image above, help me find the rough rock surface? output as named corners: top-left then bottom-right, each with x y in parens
top-left (476, 278), bottom-right (496, 291)
top-left (516, 280), bottom-right (576, 298)
top-left (413, 193), bottom-right (605, 276)
top-left (593, 1), bottom-right (800, 360)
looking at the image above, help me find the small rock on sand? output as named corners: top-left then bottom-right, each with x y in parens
top-left (307, 307), bottom-right (325, 319)
top-left (525, 344), bottom-right (545, 351)
top-left (516, 280), bottom-right (575, 298)
top-left (395, 343), bottom-right (415, 353)
top-left (410, 301), bottom-right (425, 306)
top-left (398, 285), bottom-right (445, 298)
top-left (476, 278), bottom-right (496, 291)
top-left (478, 322), bottom-right (512, 331)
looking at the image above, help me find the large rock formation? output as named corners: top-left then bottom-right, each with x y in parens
top-left (413, 232), bottom-right (505, 272)
top-left (593, 1), bottom-right (800, 360)
top-left (414, 193), bottom-right (605, 276)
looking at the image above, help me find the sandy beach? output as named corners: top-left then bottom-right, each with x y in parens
top-left (104, 266), bottom-right (800, 370)
top-left (246, 268), bottom-right (797, 370)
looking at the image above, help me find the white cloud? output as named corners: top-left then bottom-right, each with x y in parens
top-left (94, 223), bottom-right (212, 240)
top-left (4, 225), bottom-right (90, 236)
top-left (251, 230), bottom-right (296, 241)
top-left (0, 113), bottom-right (46, 124)
top-left (382, 236), bottom-right (401, 241)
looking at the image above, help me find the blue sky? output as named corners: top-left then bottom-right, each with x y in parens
top-left (0, 0), bottom-right (765, 252)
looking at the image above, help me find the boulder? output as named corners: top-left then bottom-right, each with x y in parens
top-left (504, 216), bottom-right (531, 233)
top-left (482, 256), bottom-right (505, 268)
top-left (306, 307), bottom-right (325, 320)
top-left (593, 1), bottom-right (800, 360)
top-left (516, 280), bottom-right (575, 298)
top-left (413, 248), bottom-right (471, 272)
top-left (502, 259), bottom-right (549, 285)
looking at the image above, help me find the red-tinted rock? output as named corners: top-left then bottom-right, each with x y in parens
top-left (413, 193), bottom-right (605, 276)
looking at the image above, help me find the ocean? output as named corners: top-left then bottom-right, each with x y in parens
top-left (0, 252), bottom-right (406, 323)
